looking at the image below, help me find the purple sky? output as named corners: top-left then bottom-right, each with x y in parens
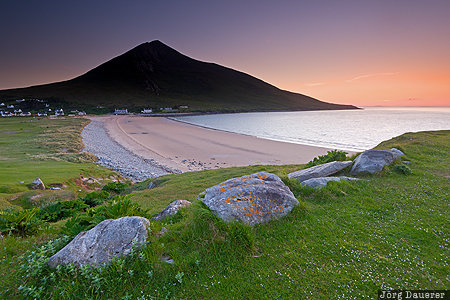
top-left (1, 0), bottom-right (449, 106)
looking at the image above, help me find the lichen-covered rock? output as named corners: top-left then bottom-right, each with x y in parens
top-left (32, 178), bottom-right (45, 190)
top-left (350, 150), bottom-right (397, 175)
top-left (199, 172), bottom-right (298, 225)
top-left (287, 161), bottom-right (353, 182)
top-left (151, 200), bottom-right (191, 221)
top-left (47, 216), bottom-right (150, 268)
top-left (301, 176), bottom-right (359, 189)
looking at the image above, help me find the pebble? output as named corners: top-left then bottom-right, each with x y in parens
top-left (81, 120), bottom-right (180, 182)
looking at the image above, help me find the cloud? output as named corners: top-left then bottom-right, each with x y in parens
top-left (304, 82), bottom-right (325, 87)
top-left (346, 72), bottom-right (399, 83)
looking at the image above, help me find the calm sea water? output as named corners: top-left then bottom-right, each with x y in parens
top-left (173, 107), bottom-right (450, 151)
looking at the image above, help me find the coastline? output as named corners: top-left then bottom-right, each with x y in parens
top-left (84, 115), bottom-right (334, 176)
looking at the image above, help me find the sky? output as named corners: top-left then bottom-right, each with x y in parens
top-left (1, 0), bottom-right (449, 107)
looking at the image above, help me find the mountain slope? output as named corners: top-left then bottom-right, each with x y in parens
top-left (0, 40), bottom-right (357, 112)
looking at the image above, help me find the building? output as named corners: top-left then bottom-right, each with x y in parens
top-left (114, 109), bottom-right (128, 115)
top-left (141, 108), bottom-right (153, 113)
top-left (7, 105), bottom-right (14, 109)
top-left (55, 109), bottom-right (64, 116)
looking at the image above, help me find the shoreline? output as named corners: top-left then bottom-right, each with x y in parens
top-left (84, 115), bottom-right (336, 176)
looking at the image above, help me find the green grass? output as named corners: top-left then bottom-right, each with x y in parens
top-left (0, 117), bottom-right (116, 209)
top-left (0, 125), bottom-right (448, 299)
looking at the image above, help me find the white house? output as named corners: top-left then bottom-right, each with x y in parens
top-left (141, 108), bottom-right (153, 113)
top-left (114, 109), bottom-right (128, 115)
top-left (55, 109), bottom-right (64, 116)
top-left (7, 105), bottom-right (14, 109)
top-left (14, 109), bottom-right (22, 114)
top-left (0, 103), bottom-right (5, 106)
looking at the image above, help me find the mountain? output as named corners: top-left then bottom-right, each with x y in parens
top-left (0, 40), bottom-right (357, 112)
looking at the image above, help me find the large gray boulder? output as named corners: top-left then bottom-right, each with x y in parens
top-left (288, 161), bottom-right (353, 182)
top-left (151, 200), bottom-right (191, 221)
top-left (301, 176), bottom-right (359, 189)
top-left (199, 172), bottom-right (298, 225)
top-left (47, 216), bottom-right (150, 267)
top-left (350, 150), bottom-right (397, 175)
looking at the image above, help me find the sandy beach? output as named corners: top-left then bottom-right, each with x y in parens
top-left (88, 115), bottom-right (333, 172)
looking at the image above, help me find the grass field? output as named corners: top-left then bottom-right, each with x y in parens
top-left (0, 117), bottom-right (118, 209)
top-left (0, 117), bottom-right (448, 299)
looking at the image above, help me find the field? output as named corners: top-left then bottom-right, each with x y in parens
top-left (0, 117), bottom-right (448, 299)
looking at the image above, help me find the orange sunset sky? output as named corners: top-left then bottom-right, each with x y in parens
top-left (1, 1), bottom-right (449, 107)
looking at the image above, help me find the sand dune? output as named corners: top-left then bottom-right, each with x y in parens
top-left (88, 115), bottom-right (333, 172)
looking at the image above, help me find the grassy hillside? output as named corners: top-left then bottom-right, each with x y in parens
top-left (0, 118), bottom-right (120, 210)
top-left (0, 117), bottom-right (448, 299)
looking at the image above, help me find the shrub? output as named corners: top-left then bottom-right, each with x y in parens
top-left (393, 164), bottom-right (412, 175)
top-left (102, 182), bottom-right (128, 194)
top-left (306, 150), bottom-right (348, 168)
top-left (80, 190), bottom-right (110, 207)
top-left (62, 195), bottom-right (148, 237)
top-left (37, 199), bottom-right (89, 222)
top-left (0, 208), bottom-right (44, 237)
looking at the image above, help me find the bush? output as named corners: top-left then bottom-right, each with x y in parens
top-left (80, 190), bottom-right (110, 207)
top-left (37, 199), bottom-right (89, 222)
top-left (62, 195), bottom-right (148, 237)
top-left (0, 208), bottom-right (44, 237)
top-left (102, 182), bottom-right (128, 194)
top-left (393, 164), bottom-right (412, 175)
top-left (306, 150), bottom-right (348, 168)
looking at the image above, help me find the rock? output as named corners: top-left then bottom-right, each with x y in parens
top-left (301, 176), bottom-right (359, 189)
top-left (199, 172), bottom-right (298, 225)
top-left (390, 148), bottom-right (405, 158)
top-left (47, 216), bottom-right (150, 268)
top-left (147, 181), bottom-right (156, 189)
top-left (151, 200), bottom-right (191, 221)
top-left (287, 161), bottom-right (353, 182)
top-left (50, 187), bottom-right (62, 190)
top-left (32, 178), bottom-right (45, 190)
top-left (350, 150), bottom-right (397, 175)
top-left (161, 255), bottom-right (174, 264)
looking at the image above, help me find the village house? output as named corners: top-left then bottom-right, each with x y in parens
top-left (141, 108), bottom-right (153, 113)
top-left (114, 109), bottom-right (128, 115)
top-left (55, 109), bottom-right (64, 116)
top-left (7, 104), bottom-right (14, 109)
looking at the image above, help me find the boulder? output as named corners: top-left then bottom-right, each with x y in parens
top-left (151, 200), bottom-right (191, 221)
top-left (301, 176), bottom-right (359, 189)
top-left (287, 161), bottom-right (353, 182)
top-left (47, 216), bottom-right (150, 268)
top-left (147, 181), bottom-right (157, 189)
top-left (350, 150), bottom-right (397, 175)
top-left (32, 178), bottom-right (45, 190)
top-left (390, 148), bottom-right (405, 158)
top-left (199, 172), bottom-right (298, 225)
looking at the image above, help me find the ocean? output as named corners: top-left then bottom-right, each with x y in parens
top-left (173, 107), bottom-right (450, 151)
